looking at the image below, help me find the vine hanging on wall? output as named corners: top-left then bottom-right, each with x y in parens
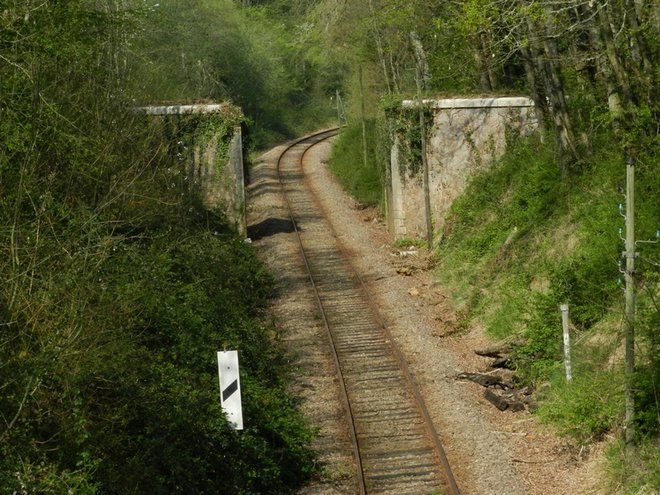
top-left (381, 95), bottom-right (434, 182)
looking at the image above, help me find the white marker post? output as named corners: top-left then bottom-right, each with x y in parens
top-left (560, 304), bottom-right (572, 383)
top-left (217, 351), bottom-right (243, 430)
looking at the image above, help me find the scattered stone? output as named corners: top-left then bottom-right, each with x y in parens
top-left (508, 399), bottom-right (526, 412)
top-left (491, 356), bottom-right (515, 369)
top-left (484, 389), bottom-right (526, 412)
top-left (474, 345), bottom-right (515, 369)
top-left (396, 265), bottom-right (414, 276)
top-left (432, 324), bottom-right (462, 338)
top-left (408, 287), bottom-right (420, 297)
top-left (459, 360), bottom-right (529, 412)
top-left (391, 248), bottom-right (418, 257)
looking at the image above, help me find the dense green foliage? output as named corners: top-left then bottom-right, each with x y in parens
top-left (0, 1), bottom-right (319, 492)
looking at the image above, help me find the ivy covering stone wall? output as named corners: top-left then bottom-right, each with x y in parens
top-left (140, 104), bottom-right (247, 235)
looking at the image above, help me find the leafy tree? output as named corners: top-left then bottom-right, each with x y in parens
top-left (447, 0), bottom-right (658, 168)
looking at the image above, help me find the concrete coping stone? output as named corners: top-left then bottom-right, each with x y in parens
top-left (401, 96), bottom-right (535, 109)
top-left (136, 103), bottom-right (236, 115)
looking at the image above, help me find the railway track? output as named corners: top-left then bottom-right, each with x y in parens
top-left (272, 129), bottom-right (461, 495)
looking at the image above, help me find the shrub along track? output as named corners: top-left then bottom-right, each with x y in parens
top-left (250, 129), bottom-right (460, 495)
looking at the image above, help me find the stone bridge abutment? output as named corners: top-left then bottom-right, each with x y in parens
top-left (388, 97), bottom-right (539, 240)
top-left (139, 103), bottom-right (246, 235)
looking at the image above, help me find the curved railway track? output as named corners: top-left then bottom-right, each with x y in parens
top-left (272, 129), bottom-right (461, 495)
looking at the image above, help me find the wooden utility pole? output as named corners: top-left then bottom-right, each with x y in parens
top-left (416, 66), bottom-right (433, 250)
top-left (624, 156), bottom-right (636, 446)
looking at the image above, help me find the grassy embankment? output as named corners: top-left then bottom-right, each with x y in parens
top-left (437, 132), bottom-right (658, 492)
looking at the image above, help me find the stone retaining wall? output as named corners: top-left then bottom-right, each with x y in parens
top-left (389, 97), bottom-right (538, 240)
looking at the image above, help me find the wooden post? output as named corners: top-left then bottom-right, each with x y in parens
top-left (560, 304), bottom-right (572, 383)
top-left (624, 156), bottom-right (636, 445)
top-left (416, 66), bottom-right (433, 250)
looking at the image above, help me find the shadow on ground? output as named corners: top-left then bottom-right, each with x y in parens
top-left (248, 217), bottom-right (296, 240)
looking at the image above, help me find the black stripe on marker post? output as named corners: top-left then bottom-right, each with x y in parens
top-left (222, 379), bottom-right (238, 402)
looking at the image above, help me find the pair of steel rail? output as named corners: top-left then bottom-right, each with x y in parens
top-left (274, 129), bottom-right (460, 495)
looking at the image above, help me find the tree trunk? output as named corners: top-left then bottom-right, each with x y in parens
top-left (410, 30), bottom-right (430, 91)
top-left (578, 3), bottom-right (626, 130)
top-left (519, 42), bottom-right (547, 134)
top-left (389, 52), bottom-right (401, 93)
top-left (539, 9), bottom-right (579, 170)
top-left (595, 2), bottom-right (634, 109)
top-left (624, 0), bottom-right (651, 74)
top-left (518, 6), bottom-right (578, 171)
top-left (367, 0), bottom-right (392, 94)
top-left (471, 32), bottom-right (498, 92)
top-left (481, 32), bottom-right (499, 90)
top-left (472, 37), bottom-right (493, 92)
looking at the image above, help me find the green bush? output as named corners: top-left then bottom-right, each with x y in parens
top-left (1, 196), bottom-right (319, 494)
top-left (537, 370), bottom-right (624, 444)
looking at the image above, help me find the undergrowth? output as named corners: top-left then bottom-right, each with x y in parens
top-left (328, 120), bottom-right (384, 207)
top-left (0, 2), bottom-right (318, 491)
top-left (606, 438), bottom-right (660, 494)
top-left (435, 130), bottom-right (659, 487)
top-left (0, 116), bottom-right (319, 493)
